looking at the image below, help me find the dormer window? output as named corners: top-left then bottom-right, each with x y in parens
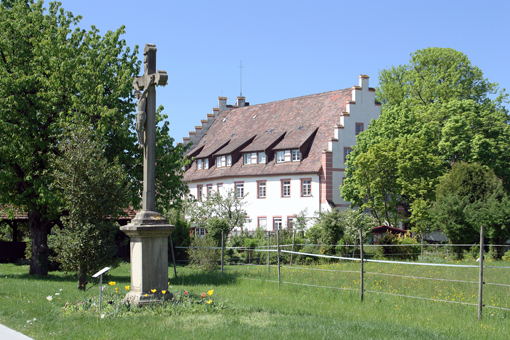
top-left (276, 151), bottom-right (285, 163)
top-left (197, 159), bottom-right (203, 170)
top-left (243, 152), bottom-right (258, 165)
top-left (204, 158), bottom-right (209, 169)
top-left (216, 155), bottom-right (232, 168)
top-left (292, 150), bottom-right (300, 162)
top-left (226, 155), bottom-right (232, 166)
top-left (258, 152), bottom-right (266, 164)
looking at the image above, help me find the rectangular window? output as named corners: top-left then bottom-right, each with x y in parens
top-left (281, 179), bottom-right (291, 197)
top-left (287, 216), bottom-right (295, 229)
top-left (356, 122), bottom-right (364, 135)
top-left (284, 150), bottom-right (291, 162)
top-left (273, 217), bottom-right (282, 231)
top-left (197, 159), bottom-right (203, 170)
top-left (204, 158), bottom-right (209, 169)
top-left (235, 182), bottom-right (244, 198)
top-left (217, 183), bottom-right (223, 191)
top-left (251, 153), bottom-right (257, 164)
top-left (227, 155), bottom-right (232, 166)
top-left (197, 185), bottom-right (203, 200)
top-left (292, 150), bottom-right (300, 161)
top-left (344, 147), bottom-right (352, 163)
top-left (195, 227), bottom-right (206, 238)
top-left (301, 179), bottom-right (312, 197)
top-left (258, 152), bottom-right (266, 164)
top-left (216, 156), bottom-right (222, 168)
top-left (207, 184), bottom-right (213, 197)
top-left (276, 151), bottom-right (285, 163)
top-left (258, 217), bottom-right (267, 230)
top-left (257, 181), bottom-right (266, 198)
top-left (243, 153), bottom-right (251, 165)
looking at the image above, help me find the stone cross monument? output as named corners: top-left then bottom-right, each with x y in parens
top-left (120, 44), bottom-right (175, 305)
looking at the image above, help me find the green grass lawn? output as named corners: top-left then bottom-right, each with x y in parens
top-left (0, 261), bottom-right (508, 339)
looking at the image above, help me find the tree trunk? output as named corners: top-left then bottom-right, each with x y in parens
top-left (78, 264), bottom-right (88, 290)
top-left (28, 209), bottom-right (52, 276)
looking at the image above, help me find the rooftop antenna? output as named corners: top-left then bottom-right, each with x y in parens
top-left (239, 61), bottom-right (244, 96)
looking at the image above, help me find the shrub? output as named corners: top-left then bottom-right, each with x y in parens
top-left (187, 234), bottom-right (220, 271)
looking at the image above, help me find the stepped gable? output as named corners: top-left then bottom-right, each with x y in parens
top-left (184, 88), bottom-right (352, 181)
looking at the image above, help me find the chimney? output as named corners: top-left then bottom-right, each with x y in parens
top-left (236, 96), bottom-right (246, 108)
top-left (359, 74), bottom-right (369, 89)
top-left (218, 97), bottom-right (227, 111)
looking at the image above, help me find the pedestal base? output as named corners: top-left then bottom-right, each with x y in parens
top-left (123, 290), bottom-right (173, 306)
top-left (120, 210), bottom-right (175, 306)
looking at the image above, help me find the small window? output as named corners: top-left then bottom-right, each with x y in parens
top-left (273, 217), bottom-right (282, 231)
top-left (204, 158), bottom-right (209, 169)
top-left (276, 151), bottom-right (285, 163)
top-left (258, 181), bottom-right (266, 198)
top-left (227, 155), bottom-right (232, 166)
top-left (197, 159), bottom-right (203, 170)
top-left (195, 227), bottom-right (206, 238)
top-left (258, 152), bottom-right (266, 164)
top-left (251, 153), bottom-right (257, 164)
top-left (235, 182), bottom-right (244, 198)
top-left (284, 150), bottom-right (291, 162)
top-left (258, 217), bottom-right (267, 230)
top-left (302, 179), bottom-right (311, 196)
top-left (344, 147), bottom-right (352, 163)
top-left (216, 156), bottom-right (222, 168)
top-left (292, 150), bottom-right (300, 162)
top-left (207, 184), bottom-right (213, 196)
top-left (197, 185), bottom-right (203, 200)
top-left (282, 180), bottom-right (290, 197)
top-left (356, 123), bottom-right (364, 135)
top-left (287, 217), bottom-right (294, 229)
top-left (244, 153), bottom-right (251, 165)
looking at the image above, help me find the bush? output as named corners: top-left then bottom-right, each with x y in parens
top-left (376, 232), bottom-right (420, 260)
top-left (502, 250), bottom-right (510, 261)
top-left (187, 235), bottom-right (220, 271)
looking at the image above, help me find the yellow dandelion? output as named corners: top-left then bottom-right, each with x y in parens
top-left (151, 289), bottom-right (157, 293)
top-left (115, 287), bottom-right (118, 293)
top-left (125, 286), bottom-right (130, 291)
top-left (208, 290), bottom-right (214, 296)
top-left (144, 294), bottom-right (148, 297)
top-left (207, 300), bottom-right (212, 304)
top-left (162, 290), bottom-right (166, 295)
top-left (108, 281), bottom-right (116, 286)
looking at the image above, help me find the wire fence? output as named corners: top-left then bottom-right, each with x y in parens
top-left (172, 226), bottom-right (510, 320)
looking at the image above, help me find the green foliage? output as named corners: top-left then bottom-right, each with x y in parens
top-left (184, 189), bottom-right (249, 237)
top-left (432, 162), bottom-right (510, 258)
top-left (164, 208), bottom-right (191, 262)
top-left (48, 124), bottom-right (129, 288)
top-left (376, 232), bottom-right (420, 260)
top-left (342, 47), bottom-right (509, 229)
top-left (187, 234), bottom-right (220, 271)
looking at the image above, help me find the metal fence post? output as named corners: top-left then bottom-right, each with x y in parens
top-left (277, 229), bottom-right (281, 287)
top-left (290, 229), bottom-right (296, 266)
top-left (478, 225), bottom-right (484, 321)
top-left (221, 230), bottom-right (225, 277)
top-left (360, 229), bottom-right (364, 302)
top-left (169, 235), bottom-right (177, 279)
top-left (267, 232), bottom-right (271, 276)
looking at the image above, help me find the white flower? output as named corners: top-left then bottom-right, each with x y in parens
top-left (46, 295), bottom-right (53, 301)
top-left (26, 320), bottom-right (31, 323)
top-left (33, 318), bottom-right (36, 321)
top-left (100, 314), bottom-right (105, 319)
top-left (59, 289), bottom-right (62, 291)
top-left (55, 293), bottom-right (60, 296)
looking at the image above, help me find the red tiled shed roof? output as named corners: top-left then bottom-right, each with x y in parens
top-left (184, 88), bottom-right (352, 182)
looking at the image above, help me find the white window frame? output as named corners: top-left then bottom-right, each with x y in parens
top-left (244, 153), bottom-right (251, 165)
top-left (292, 150), bottom-right (300, 162)
top-left (227, 155), bottom-right (232, 166)
top-left (273, 217), bottom-right (282, 231)
top-left (276, 151), bottom-right (285, 163)
top-left (258, 152), bottom-right (266, 164)
top-left (284, 150), bottom-right (291, 162)
top-left (302, 179), bottom-right (311, 196)
top-left (282, 180), bottom-right (290, 197)
top-left (204, 158), bottom-right (209, 169)
top-left (258, 181), bottom-right (266, 198)
top-left (197, 159), bottom-right (203, 170)
top-left (235, 182), bottom-right (244, 198)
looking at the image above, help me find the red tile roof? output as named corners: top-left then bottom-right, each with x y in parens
top-left (184, 88), bottom-right (352, 182)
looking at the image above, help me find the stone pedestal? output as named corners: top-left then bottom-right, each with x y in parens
top-left (120, 210), bottom-right (175, 305)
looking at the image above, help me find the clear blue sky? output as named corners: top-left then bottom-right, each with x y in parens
top-left (62, 0), bottom-right (509, 144)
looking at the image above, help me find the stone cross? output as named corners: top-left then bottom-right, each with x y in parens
top-left (121, 44), bottom-right (174, 306)
top-left (133, 44), bottom-right (168, 211)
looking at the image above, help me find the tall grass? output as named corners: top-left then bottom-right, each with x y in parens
top-left (0, 261), bottom-right (508, 339)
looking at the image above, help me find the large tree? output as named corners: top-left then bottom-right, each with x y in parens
top-left (0, 1), bottom-right (189, 275)
top-left (341, 47), bottom-right (509, 229)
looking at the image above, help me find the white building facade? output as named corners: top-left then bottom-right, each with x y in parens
top-left (183, 75), bottom-right (381, 233)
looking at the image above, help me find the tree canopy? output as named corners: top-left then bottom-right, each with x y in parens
top-left (0, 0), bottom-right (189, 275)
top-left (341, 47), bottom-right (509, 231)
